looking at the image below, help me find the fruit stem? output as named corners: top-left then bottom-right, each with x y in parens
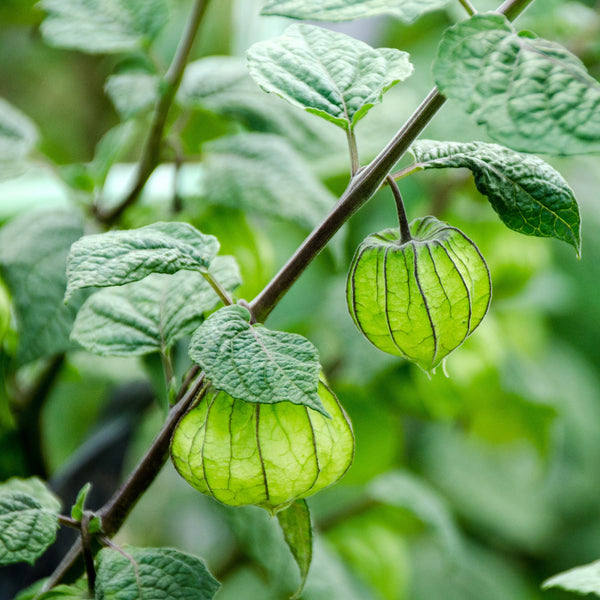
top-left (386, 175), bottom-right (412, 243)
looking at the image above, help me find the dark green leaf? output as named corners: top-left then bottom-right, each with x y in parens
top-left (200, 133), bottom-right (336, 230)
top-left (0, 209), bottom-right (86, 364)
top-left (543, 560), bottom-right (600, 595)
top-left (65, 222), bottom-right (220, 301)
top-left (247, 24), bottom-right (412, 130)
top-left (0, 492), bottom-right (59, 565)
top-left (410, 140), bottom-right (581, 254)
top-left (189, 305), bottom-right (328, 415)
top-left (71, 256), bottom-right (241, 356)
top-left (276, 499), bottom-right (313, 599)
top-left (261, 0), bottom-right (450, 23)
top-left (105, 73), bottom-right (160, 119)
top-left (0, 477), bottom-right (62, 512)
top-left (0, 98), bottom-right (38, 181)
top-left (39, 0), bottom-right (169, 54)
top-left (368, 470), bottom-right (462, 558)
top-left (433, 14), bottom-right (600, 155)
top-left (70, 482), bottom-right (91, 521)
top-left (95, 546), bottom-right (220, 600)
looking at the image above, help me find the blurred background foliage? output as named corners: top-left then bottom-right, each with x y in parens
top-left (1, 0), bottom-right (600, 598)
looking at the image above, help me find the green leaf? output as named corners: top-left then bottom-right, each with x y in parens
top-left (433, 14), bottom-right (600, 155)
top-left (71, 256), bottom-right (241, 356)
top-left (15, 579), bottom-right (89, 600)
top-left (368, 470), bottom-right (462, 558)
top-left (105, 73), bottom-right (161, 119)
top-left (0, 209), bottom-right (86, 364)
top-left (276, 499), bottom-right (313, 599)
top-left (0, 492), bottom-right (59, 565)
top-left (543, 560), bottom-right (600, 596)
top-left (261, 0), bottom-right (450, 23)
top-left (95, 546), bottom-right (220, 600)
top-left (246, 24), bottom-right (413, 130)
top-left (410, 140), bottom-right (581, 255)
top-left (200, 133), bottom-right (336, 230)
top-left (0, 477), bottom-right (62, 513)
top-left (70, 482), bottom-right (91, 521)
top-left (65, 222), bottom-right (220, 301)
top-left (189, 305), bottom-right (328, 415)
top-left (38, 0), bottom-right (169, 54)
top-left (0, 97), bottom-right (38, 181)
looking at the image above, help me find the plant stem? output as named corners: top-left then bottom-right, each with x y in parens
top-left (201, 271), bottom-right (234, 306)
top-left (346, 128), bottom-right (360, 176)
top-left (94, 0), bottom-right (211, 226)
top-left (386, 175), bottom-right (412, 243)
top-left (81, 512), bottom-right (96, 594)
top-left (457, 0), bottom-right (477, 16)
top-left (58, 515), bottom-right (81, 529)
top-left (389, 164), bottom-right (423, 181)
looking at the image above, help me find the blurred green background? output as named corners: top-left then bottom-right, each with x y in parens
top-left (1, 0), bottom-right (600, 598)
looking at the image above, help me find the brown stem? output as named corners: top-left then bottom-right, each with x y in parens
top-left (386, 175), bottom-right (412, 244)
top-left (94, 0), bottom-right (211, 226)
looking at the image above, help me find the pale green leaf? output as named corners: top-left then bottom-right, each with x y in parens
top-left (261, 0), bottom-right (450, 23)
top-left (0, 98), bottom-right (38, 182)
top-left (65, 222), bottom-right (220, 301)
top-left (15, 579), bottom-right (89, 600)
top-left (543, 560), bottom-right (600, 596)
top-left (0, 477), bottom-right (62, 513)
top-left (246, 24), bottom-right (413, 130)
top-left (410, 140), bottom-right (581, 254)
top-left (0, 492), bottom-right (59, 565)
top-left (95, 546), bottom-right (220, 600)
top-left (71, 256), bottom-right (241, 356)
top-left (433, 14), bottom-right (600, 155)
top-left (200, 133), bottom-right (336, 230)
top-left (38, 0), bottom-right (169, 54)
top-left (70, 482), bottom-right (91, 522)
top-left (0, 209), bottom-right (86, 364)
top-left (276, 499), bottom-right (313, 599)
top-left (189, 305), bottom-right (327, 415)
top-left (368, 470), bottom-right (461, 558)
top-left (105, 72), bottom-right (160, 119)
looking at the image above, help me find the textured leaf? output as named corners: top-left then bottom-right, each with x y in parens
top-left (95, 546), bottom-right (220, 600)
top-left (0, 477), bottom-right (62, 513)
top-left (0, 98), bottom-right (38, 181)
top-left (347, 217), bottom-right (491, 373)
top-left (276, 499), bottom-right (313, 599)
top-left (410, 140), bottom-right (581, 254)
top-left (0, 492), bottom-right (59, 565)
top-left (246, 24), bottom-right (413, 130)
top-left (171, 380), bottom-right (354, 512)
top-left (368, 470), bottom-right (461, 557)
top-left (71, 256), bottom-right (241, 356)
top-left (543, 560), bottom-right (600, 596)
top-left (15, 579), bottom-right (89, 600)
top-left (433, 14), bottom-right (600, 155)
top-left (65, 222), bottom-right (220, 301)
top-left (105, 73), bottom-right (161, 119)
top-left (200, 133), bottom-right (336, 230)
top-left (261, 0), bottom-right (450, 23)
top-left (0, 209), bottom-right (86, 364)
top-left (39, 0), bottom-right (169, 54)
top-left (189, 305), bottom-right (327, 415)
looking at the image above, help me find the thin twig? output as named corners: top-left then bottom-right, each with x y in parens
top-left (386, 175), bottom-right (412, 244)
top-left (80, 512), bottom-right (96, 594)
top-left (201, 270), bottom-right (234, 306)
top-left (57, 515), bottom-right (81, 529)
top-left (345, 128), bottom-right (360, 176)
top-left (457, 0), bottom-right (477, 16)
top-left (94, 0), bottom-right (211, 225)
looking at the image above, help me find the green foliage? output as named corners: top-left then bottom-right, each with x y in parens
top-left (276, 499), bottom-right (313, 599)
top-left (260, 0), bottom-right (450, 23)
top-left (189, 304), bottom-right (327, 414)
top-left (105, 73), bottom-right (161, 120)
top-left (39, 0), bottom-right (170, 54)
top-left (0, 98), bottom-right (38, 181)
top-left (0, 209), bottom-right (86, 364)
top-left (65, 222), bottom-right (220, 301)
top-left (410, 140), bottom-right (582, 254)
top-left (15, 579), bottom-right (89, 599)
top-left (543, 559), bottom-right (600, 596)
top-left (347, 216), bottom-right (491, 373)
top-left (71, 256), bottom-right (240, 356)
top-left (434, 14), bottom-right (600, 155)
top-left (246, 24), bottom-right (413, 130)
top-left (170, 380), bottom-right (354, 513)
top-left (95, 546), bottom-right (220, 599)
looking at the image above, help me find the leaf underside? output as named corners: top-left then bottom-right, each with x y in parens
top-left (0, 98), bottom-right (38, 181)
top-left (246, 24), bottom-right (413, 130)
top-left (543, 559), bottom-right (600, 595)
top-left (433, 14), bottom-right (600, 155)
top-left (411, 140), bottom-right (581, 254)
